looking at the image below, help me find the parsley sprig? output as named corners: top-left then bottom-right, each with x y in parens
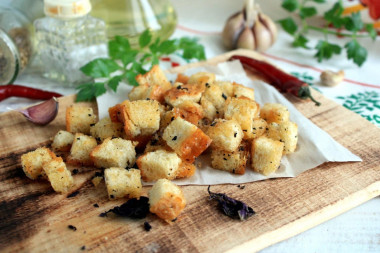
top-left (76, 30), bottom-right (206, 101)
top-left (278, 0), bottom-right (376, 67)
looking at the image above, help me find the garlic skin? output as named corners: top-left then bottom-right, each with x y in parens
top-left (320, 70), bottom-right (345, 87)
top-left (17, 97), bottom-right (59, 125)
top-left (222, 0), bottom-right (277, 52)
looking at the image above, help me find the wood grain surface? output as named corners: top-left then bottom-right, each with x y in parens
top-left (1, 49), bottom-right (379, 253)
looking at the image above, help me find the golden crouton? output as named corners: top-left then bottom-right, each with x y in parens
top-left (215, 81), bottom-right (234, 97)
top-left (210, 143), bottom-right (249, 175)
top-left (176, 161), bottom-right (196, 179)
top-left (202, 83), bottom-right (227, 117)
top-left (90, 138), bottom-right (136, 169)
top-left (233, 82), bottom-right (255, 100)
top-left (90, 117), bottom-right (123, 142)
top-left (67, 133), bottom-right (97, 166)
top-left (128, 84), bottom-right (166, 104)
top-left (251, 136), bottom-right (284, 176)
top-left (164, 83), bottom-right (205, 107)
top-left (175, 73), bottom-right (189, 84)
top-left (118, 99), bottom-right (161, 139)
top-left (137, 149), bottom-right (182, 182)
top-left (251, 118), bottom-right (268, 139)
top-left (148, 179), bottom-right (186, 222)
top-left (43, 157), bottom-right (74, 194)
top-left (21, 147), bottom-right (56, 179)
top-left (224, 97), bottom-right (259, 139)
top-left (260, 103), bottom-right (290, 124)
top-left (104, 167), bottom-right (142, 200)
top-left (207, 119), bottom-right (243, 152)
top-left (175, 101), bottom-right (204, 125)
top-left (51, 130), bottom-right (74, 152)
top-left (66, 105), bottom-right (97, 134)
top-left (267, 121), bottom-right (298, 154)
top-left (136, 65), bottom-right (172, 91)
top-left (200, 97), bottom-right (218, 121)
top-left (162, 117), bottom-right (212, 162)
top-left (187, 72), bottom-right (215, 86)
top-left (144, 134), bottom-right (170, 153)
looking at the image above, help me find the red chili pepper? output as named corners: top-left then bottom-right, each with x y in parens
top-left (0, 84), bottom-right (63, 102)
top-left (361, 0), bottom-right (380, 20)
top-left (229, 55), bottom-right (321, 106)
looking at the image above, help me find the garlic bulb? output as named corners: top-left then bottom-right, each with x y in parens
top-left (222, 0), bottom-right (277, 52)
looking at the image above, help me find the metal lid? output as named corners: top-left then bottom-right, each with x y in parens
top-left (44, 0), bottom-right (92, 19)
top-left (0, 28), bottom-right (20, 85)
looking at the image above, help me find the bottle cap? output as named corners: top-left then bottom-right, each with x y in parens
top-left (44, 0), bottom-right (91, 19)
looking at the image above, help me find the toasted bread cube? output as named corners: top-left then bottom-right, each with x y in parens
top-left (224, 97), bottom-right (259, 139)
top-left (215, 81), bottom-right (234, 97)
top-left (267, 121), bottom-right (298, 154)
top-left (66, 105), bottom-right (97, 134)
top-left (251, 118), bottom-right (268, 139)
top-left (176, 101), bottom-right (204, 125)
top-left (251, 136), bottom-right (284, 176)
top-left (136, 65), bottom-right (171, 91)
top-left (260, 103), bottom-right (290, 124)
top-left (164, 83), bottom-right (205, 107)
top-left (163, 117), bottom-right (212, 162)
top-left (144, 134), bottom-right (170, 153)
top-left (202, 83), bottom-right (226, 116)
top-left (90, 138), bottom-right (136, 169)
top-left (67, 133), bottom-right (97, 166)
top-left (200, 97), bottom-right (217, 121)
top-left (137, 150), bottom-right (182, 182)
top-left (176, 161), bottom-right (196, 179)
top-left (210, 143), bottom-right (249, 175)
top-left (90, 117), bottom-right (123, 142)
top-left (104, 168), bottom-right (142, 200)
top-left (43, 157), bottom-right (74, 194)
top-left (21, 147), bottom-right (56, 179)
top-left (188, 72), bottom-right (215, 86)
top-left (128, 84), bottom-right (166, 104)
top-left (118, 99), bottom-right (161, 139)
top-left (233, 82), bottom-right (255, 100)
top-left (207, 119), bottom-right (243, 152)
top-left (51, 130), bottom-right (74, 152)
top-left (175, 73), bottom-right (189, 84)
top-left (149, 179), bottom-right (186, 222)
top-left (108, 104), bottom-right (120, 123)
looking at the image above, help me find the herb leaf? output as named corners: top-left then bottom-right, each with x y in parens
top-left (292, 35), bottom-right (309, 49)
top-left (282, 0), bottom-right (299, 12)
top-left (314, 40), bottom-right (341, 62)
top-left (299, 7), bottom-right (317, 19)
top-left (76, 83), bottom-right (106, 102)
top-left (108, 75), bottom-right (122, 92)
top-left (278, 17), bottom-right (298, 35)
top-left (324, 2), bottom-right (344, 28)
top-left (139, 29), bottom-right (152, 48)
top-left (345, 40), bottom-right (367, 67)
top-left (365, 24), bottom-right (377, 41)
top-left (344, 12), bottom-right (363, 32)
top-left (80, 58), bottom-right (120, 78)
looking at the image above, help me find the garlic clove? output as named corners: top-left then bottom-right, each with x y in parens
top-left (17, 97), bottom-right (59, 125)
top-left (236, 26), bottom-right (256, 50)
top-left (252, 19), bottom-right (272, 52)
top-left (320, 70), bottom-right (345, 87)
top-left (259, 13), bottom-right (277, 46)
top-left (222, 12), bottom-right (245, 49)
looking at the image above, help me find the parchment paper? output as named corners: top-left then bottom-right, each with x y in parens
top-left (97, 61), bottom-right (361, 185)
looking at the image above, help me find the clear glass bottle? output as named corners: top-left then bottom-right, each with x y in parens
top-left (90, 0), bottom-right (177, 47)
top-left (34, 0), bottom-right (108, 85)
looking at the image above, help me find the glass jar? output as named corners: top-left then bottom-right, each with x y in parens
top-left (90, 0), bottom-right (177, 47)
top-left (0, 0), bottom-right (44, 85)
top-left (34, 0), bottom-right (108, 85)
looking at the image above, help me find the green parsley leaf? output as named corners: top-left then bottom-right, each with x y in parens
top-left (278, 17), bottom-right (298, 35)
top-left (120, 50), bottom-right (139, 67)
top-left (282, 0), bottom-right (299, 12)
top-left (365, 24), bottom-right (377, 41)
top-left (131, 62), bottom-right (147, 75)
top-left (324, 2), bottom-right (344, 28)
top-left (314, 40), bottom-right (341, 62)
top-left (157, 39), bottom-right (177, 55)
top-left (344, 12), bottom-right (363, 32)
top-left (345, 40), bottom-right (367, 67)
top-left (80, 58), bottom-right (120, 78)
top-left (312, 0), bottom-right (326, 2)
top-left (299, 7), bottom-right (317, 19)
top-left (139, 29), bottom-right (152, 48)
top-left (108, 75), bottom-right (123, 92)
top-left (109, 36), bottom-right (131, 60)
top-left (76, 82), bottom-right (106, 102)
top-left (124, 71), bottom-right (139, 86)
top-left (149, 38), bottom-right (161, 54)
top-left (292, 35), bottom-right (309, 49)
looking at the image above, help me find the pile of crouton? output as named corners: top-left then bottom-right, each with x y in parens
top-left (20, 65), bottom-right (298, 222)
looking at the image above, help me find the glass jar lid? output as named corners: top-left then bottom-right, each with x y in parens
top-left (0, 28), bottom-right (20, 85)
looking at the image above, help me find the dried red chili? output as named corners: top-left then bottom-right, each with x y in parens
top-left (229, 55), bottom-right (321, 106)
top-left (0, 84), bottom-right (62, 102)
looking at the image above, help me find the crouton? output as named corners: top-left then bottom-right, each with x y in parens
top-left (90, 138), bottom-right (136, 169)
top-left (51, 130), bottom-right (74, 152)
top-left (210, 143), bottom-right (249, 175)
top-left (251, 118), bottom-right (268, 139)
top-left (176, 162), bottom-right (196, 179)
top-left (90, 117), bottom-right (123, 142)
top-left (260, 103), bottom-right (290, 124)
top-left (175, 73), bottom-right (189, 84)
top-left (148, 179), bottom-right (186, 222)
top-left (224, 97), bottom-right (259, 139)
top-left (67, 133), bottom-right (97, 166)
top-left (128, 84), bottom-right (166, 104)
top-left (267, 121), bottom-right (298, 154)
top-left (43, 157), bottom-right (74, 194)
top-left (207, 119), bottom-right (243, 152)
top-left (251, 136), bottom-right (284, 176)
top-left (162, 117), bottom-right (212, 162)
top-left (108, 104), bottom-right (120, 123)
top-left (175, 101), bottom-right (203, 125)
top-left (188, 72), bottom-right (215, 86)
top-left (215, 81), bottom-right (234, 97)
top-left (233, 82), bottom-right (255, 100)
top-left (92, 172), bottom-right (103, 187)
top-left (66, 105), bottom-right (97, 134)
top-left (144, 134), bottom-right (169, 153)
top-left (137, 150), bottom-right (182, 182)
top-left (202, 83), bottom-right (226, 117)
top-left (135, 65), bottom-right (172, 91)
top-left (164, 83), bottom-right (205, 107)
top-left (21, 147), bottom-right (56, 179)
top-left (104, 167), bottom-right (142, 200)
top-left (118, 99), bottom-right (161, 139)
top-left (200, 97), bottom-right (217, 121)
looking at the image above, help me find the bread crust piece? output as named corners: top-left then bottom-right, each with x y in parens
top-left (104, 167), bottom-right (142, 200)
top-left (267, 121), bottom-right (298, 154)
top-left (43, 157), bottom-right (74, 194)
top-left (21, 147), bottom-right (56, 179)
top-left (51, 130), bottom-right (74, 152)
top-left (66, 105), bottom-right (97, 134)
top-left (207, 119), bottom-right (243, 152)
top-left (210, 142), bottom-right (249, 175)
top-left (260, 103), bottom-right (290, 124)
top-left (164, 83), bottom-right (205, 107)
top-left (67, 133), bottom-right (97, 166)
top-left (135, 65), bottom-right (172, 91)
top-left (251, 136), bottom-right (284, 176)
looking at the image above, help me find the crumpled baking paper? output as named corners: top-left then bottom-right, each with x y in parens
top-left (97, 61), bottom-right (361, 185)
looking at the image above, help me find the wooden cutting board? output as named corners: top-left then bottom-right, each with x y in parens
top-left (1, 49), bottom-right (379, 253)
